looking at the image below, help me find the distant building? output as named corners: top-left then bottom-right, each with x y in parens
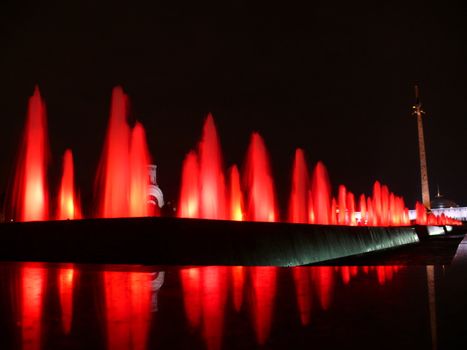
top-left (148, 165), bottom-right (164, 209)
top-left (408, 189), bottom-right (467, 222)
top-left (431, 190), bottom-right (459, 210)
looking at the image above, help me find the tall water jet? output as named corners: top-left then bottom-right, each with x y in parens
top-left (359, 194), bottom-right (367, 225)
top-left (178, 151), bottom-right (200, 218)
top-left (198, 114), bottom-right (227, 220)
top-left (96, 86), bottom-right (131, 218)
top-left (244, 133), bottom-right (278, 222)
top-left (310, 162), bottom-right (331, 224)
top-left (308, 193), bottom-right (315, 224)
top-left (96, 87), bottom-right (152, 218)
top-left (129, 123), bottom-right (151, 217)
top-left (228, 165), bottom-right (244, 221)
top-left (330, 198), bottom-right (337, 225)
top-left (57, 150), bottom-right (81, 220)
top-left (381, 185), bottom-right (389, 226)
top-left (372, 181), bottom-right (383, 225)
top-left (367, 197), bottom-right (377, 226)
top-left (346, 191), bottom-right (356, 225)
top-left (289, 148), bottom-right (309, 223)
top-left (415, 202), bottom-right (427, 225)
top-left (389, 193), bottom-right (396, 225)
top-left (12, 86), bottom-right (49, 221)
top-left (337, 185), bottom-right (347, 225)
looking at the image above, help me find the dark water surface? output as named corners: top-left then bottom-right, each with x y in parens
top-left (0, 261), bottom-right (466, 350)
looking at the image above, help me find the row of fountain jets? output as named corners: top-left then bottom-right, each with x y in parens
top-left (6, 86), bottom-right (460, 226)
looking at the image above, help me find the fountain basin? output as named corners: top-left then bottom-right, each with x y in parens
top-left (0, 217), bottom-right (421, 266)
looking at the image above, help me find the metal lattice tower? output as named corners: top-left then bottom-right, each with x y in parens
top-left (412, 85), bottom-right (431, 209)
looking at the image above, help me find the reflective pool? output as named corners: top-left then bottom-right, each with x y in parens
top-left (0, 261), bottom-right (465, 350)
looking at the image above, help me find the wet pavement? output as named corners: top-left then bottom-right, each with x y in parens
top-left (0, 234), bottom-right (466, 350)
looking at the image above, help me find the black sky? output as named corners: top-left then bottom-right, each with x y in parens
top-left (1, 0), bottom-right (466, 214)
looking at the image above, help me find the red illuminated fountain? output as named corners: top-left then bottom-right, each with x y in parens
top-left (228, 165), bottom-right (244, 221)
top-left (289, 149), bottom-right (309, 224)
top-left (199, 114), bottom-right (227, 220)
top-left (1, 86), bottom-right (463, 268)
top-left (310, 162), bottom-right (333, 225)
top-left (179, 114), bottom-right (227, 220)
top-left (179, 151), bottom-right (200, 218)
top-left (8, 86), bottom-right (459, 227)
top-left (96, 86), bottom-right (152, 218)
top-left (57, 150), bottom-right (81, 220)
top-left (129, 123), bottom-right (152, 217)
top-left (244, 133), bottom-right (278, 222)
top-left (12, 87), bottom-right (49, 222)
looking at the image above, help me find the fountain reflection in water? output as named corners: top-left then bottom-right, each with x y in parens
top-left (20, 265), bottom-right (46, 350)
top-left (1, 263), bottom-right (411, 350)
top-left (103, 271), bottom-right (152, 350)
top-left (180, 267), bottom-right (228, 350)
top-left (292, 267), bottom-right (312, 326)
top-left (58, 267), bottom-right (75, 334)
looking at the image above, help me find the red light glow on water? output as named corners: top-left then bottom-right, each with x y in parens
top-left (201, 267), bottom-right (228, 350)
top-left (103, 271), bottom-right (152, 350)
top-left (7, 265), bottom-right (411, 350)
top-left (58, 267), bottom-right (75, 334)
top-left (231, 266), bottom-right (245, 312)
top-left (181, 266), bottom-right (408, 347)
top-left (250, 267), bottom-right (277, 345)
top-left (20, 265), bottom-right (46, 350)
top-left (292, 267), bottom-right (312, 326)
top-left (180, 268), bottom-right (202, 328)
top-left (180, 267), bottom-right (228, 350)
top-left (313, 266), bottom-right (334, 311)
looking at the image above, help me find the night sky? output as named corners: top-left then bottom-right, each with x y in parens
top-left (1, 0), bottom-right (466, 214)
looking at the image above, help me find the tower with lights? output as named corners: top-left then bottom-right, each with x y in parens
top-left (412, 85), bottom-right (431, 209)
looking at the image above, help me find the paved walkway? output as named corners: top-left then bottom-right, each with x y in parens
top-left (451, 233), bottom-right (467, 265)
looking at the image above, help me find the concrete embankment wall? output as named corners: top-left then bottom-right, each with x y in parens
top-left (0, 217), bottom-right (419, 266)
